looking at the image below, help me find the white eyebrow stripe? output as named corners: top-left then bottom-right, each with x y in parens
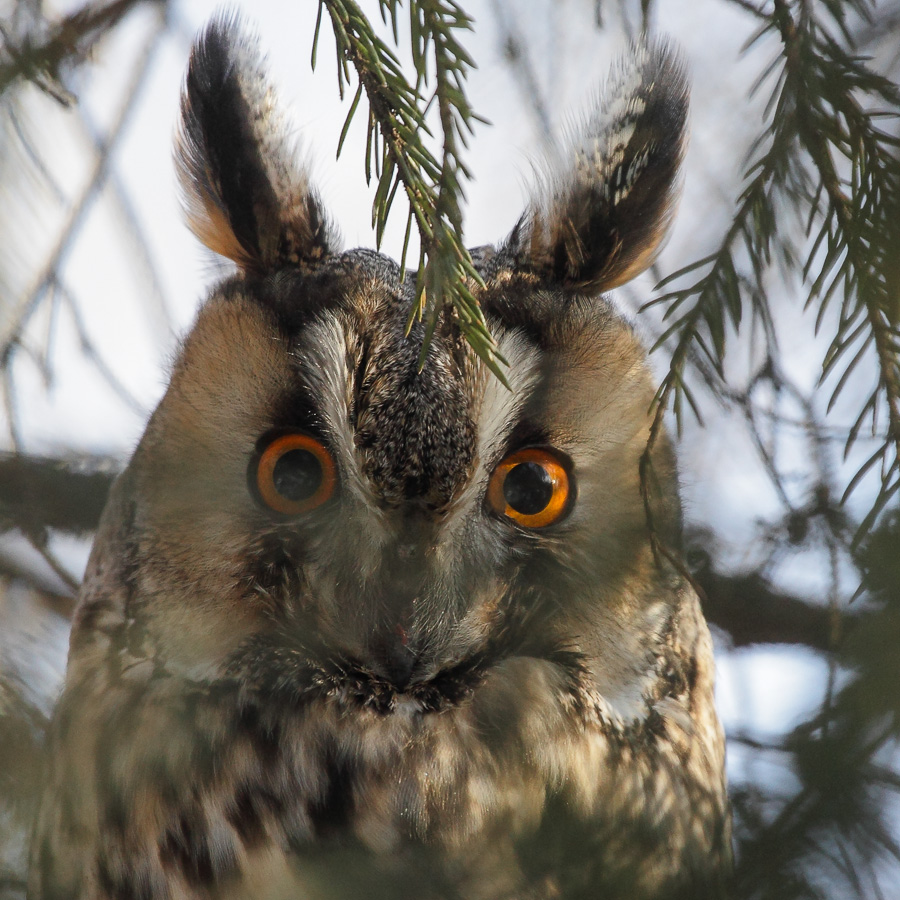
top-left (441, 328), bottom-right (543, 535)
top-left (293, 315), bottom-right (396, 573)
top-left (477, 327), bottom-right (543, 467)
top-left (294, 317), bottom-right (371, 506)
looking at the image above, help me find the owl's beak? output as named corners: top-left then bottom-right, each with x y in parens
top-left (365, 534), bottom-right (432, 689)
top-left (369, 624), bottom-right (418, 690)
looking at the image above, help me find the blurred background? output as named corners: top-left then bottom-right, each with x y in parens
top-left (1, 1), bottom-right (899, 897)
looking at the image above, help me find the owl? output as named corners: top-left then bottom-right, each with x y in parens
top-left (29, 16), bottom-right (730, 900)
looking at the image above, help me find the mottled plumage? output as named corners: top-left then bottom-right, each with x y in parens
top-left (30, 16), bottom-right (729, 900)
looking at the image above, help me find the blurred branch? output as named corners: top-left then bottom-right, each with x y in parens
top-left (692, 547), bottom-right (859, 651)
top-left (486, 0), bottom-right (552, 143)
top-left (55, 281), bottom-right (148, 416)
top-left (0, 0), bottom-right (165, 101)
top-left (0, 452), bottom-right (115, 536)
top-left (78, 105), bottom-right (174, 340)
top-left (0, 2), bottom-right (169, 390)
top-left (853, 5), bottom-right (900, 51)
top-left (0, 452), bottom-right (116, 596)
top-left (0, 557), bottom-right (77, 619)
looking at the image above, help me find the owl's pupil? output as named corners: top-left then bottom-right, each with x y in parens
top-left (504, 462), bottom-right (553, 515)
top-left (272, 449), bottom-right (322, 501)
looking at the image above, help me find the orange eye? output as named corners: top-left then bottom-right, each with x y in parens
top-left (487, 448), bottom-right (572, 528)
top-left (254, 433), bottom-right (336, 515)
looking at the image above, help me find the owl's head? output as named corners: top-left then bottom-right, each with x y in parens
top-left (75, 17), bottom-right (690, 720)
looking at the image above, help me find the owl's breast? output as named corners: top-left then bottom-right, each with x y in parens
top-left (36, 620), bottom-right (727, 900)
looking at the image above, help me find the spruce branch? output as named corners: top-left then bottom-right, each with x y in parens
top-left (314, 1), bottom-right (504, 380)
top-left (772, 0), bottom-right (900, 542)
top-left (642, 0), bottom-right (900, 545)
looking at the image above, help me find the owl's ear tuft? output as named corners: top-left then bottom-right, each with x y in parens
top-left (504, 41), bottom-right (688, 292)
top-left (175, 14), bottom-right (338, 274)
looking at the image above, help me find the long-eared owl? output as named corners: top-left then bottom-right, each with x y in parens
top-left (30, 15), bottom-right (730, 900)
